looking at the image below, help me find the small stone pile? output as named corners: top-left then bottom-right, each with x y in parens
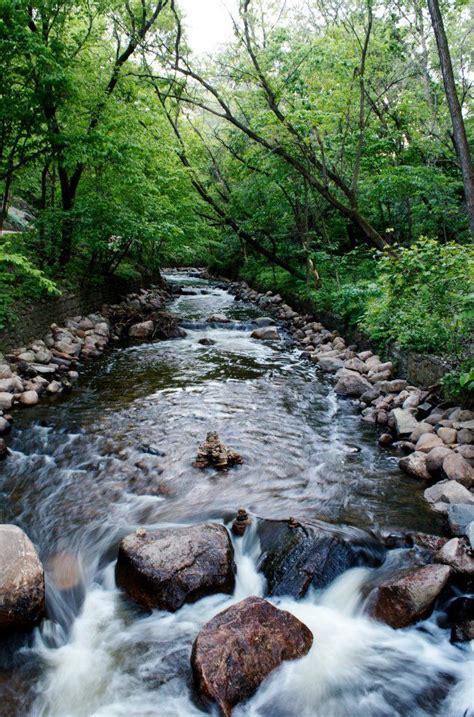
top-left (193, 431), bottom-right (243, 470)
top-left (228, 280), bottom-right (474, 549)
top-left (0, 284), bottom-right (180, 447)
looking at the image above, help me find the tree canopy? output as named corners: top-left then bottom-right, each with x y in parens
top-left (0, 0), bottom-right (472, 377)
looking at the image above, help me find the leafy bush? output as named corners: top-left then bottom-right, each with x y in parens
top-left (363, 238), bottom-right (473, 355)
top-left (0, 241), bottom-right (59, 330)
top-left (441, 361), bottom-right (474, 406)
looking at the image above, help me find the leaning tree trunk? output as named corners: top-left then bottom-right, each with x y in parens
top-left (427, 0), bottom-right (474, 236)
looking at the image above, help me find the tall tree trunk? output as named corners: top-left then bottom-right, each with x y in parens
top-left (0, 171), bottom-right (13, 232)
top-left (427, 0), bottom-right (474, 236)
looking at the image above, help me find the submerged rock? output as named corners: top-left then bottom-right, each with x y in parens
top-left (257, 519), bottom-right (385, 598)
top-left (191, 596), bottom-right (313, 717)
top-left (116, 523), bottom-right (235, 612)
top-left (368, 564), bottom-right (451, 628)
top-left (250, 326), bottom-right (280, 341)
top-left (193, 431), bottom-right (242, 470)
top-left (0, 525), bottom-right (45, 630)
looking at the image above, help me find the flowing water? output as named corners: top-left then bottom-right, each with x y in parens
top-left (0, 272), bottom-right (472, 717)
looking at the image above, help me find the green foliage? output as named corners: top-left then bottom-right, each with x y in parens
top-left (441, 361), bottom-right (474, 405)
top-left (363, 238), bottom-right (473, 354)
top-left (0, 240), bottom-right (59, 329)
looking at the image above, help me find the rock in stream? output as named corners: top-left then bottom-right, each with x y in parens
top-left (191, 596), bottom-right (313, 716)
top-left (115, 523), bottom-right (236, 612)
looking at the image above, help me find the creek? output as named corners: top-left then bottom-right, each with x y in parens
top-left (0, 272), bottom-right (471, 717)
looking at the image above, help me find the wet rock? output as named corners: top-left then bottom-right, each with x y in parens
top-left (198, 338), bottom-right (216, 346)
top-left (0, 363), bottom-right (13, 379)
top-left (360, 386), bottom-right (382, 404)
top-left (193, 432), bottom-right (242, 470)
top-left (19, 390), bottom-right (39, 406)
top-left (0, 416), bottom-right (11, 436)
top-left (435, 538), bottom-right (473, 577)
top-left (344, 357), bottom-right (369, 373)
top-left (0, 377), bottom-right (22, 393)
top-left (232, 509), bottom-right (251, 537)
top-left (0, 438), bottom-right (8, 459)
top-left (447, 596), bottom-right (474, 642)
top-left (0, 525), bottom-right (45, 630)
top-left (257, 519), bottom-right (385, 598)
top-left (442, 453), bottom-right (474, 489)
top-left (378, 433), bottom-right (393, 447)
top-left (425, 446), bottom-right (452, 477)
top-left (368, 564), bottom-right (451, 628)
top-left (437, 427), bottom-right (457, 445)
top-left (399, 451), bottom-right (431, 480)
top-left (116, 523), bottom-right (235, 612)
top-left (317, 357), bottom-right (344, 372)
top-left (207, 314), bottom-right (230, 323)
top-left (424, 480), bottom-right (474, 513)
top-left (459, 444), bottom-right (474, 465)
top-left (451, 620), bottom-right (474, 642)
top-left (391, 408), bottom-right (418, 438)
top-left (46, 380), bottom-right (62, 395)
top-left (378, 379), bottom-right (407, 393)
top-left (368, 369), bottom-right (392, 383)
top-left (254, 317), bottom-right (275, 327)
top-left (0, 392), bottom-right (13, 410)
top-left (457, 428), bottom-right (473, 445)
top-left (250, 326), bottom-right (280, 341)
top-left (46, 551), bottom-right (83, 592)
top-left (447, 504), bottom-right (474, 537)
top-left (409, 422), bottom-right (434, 443)
top-left (191, 596), bottom-right (313, 717)
top-left (334, 369), bottom-right (372, 398)
top-left (415, 433), bottom-right (445, 453)
top-left (128, 320), bottom-right (154, 338)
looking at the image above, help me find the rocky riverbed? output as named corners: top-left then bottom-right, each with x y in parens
top-left (0, 269), bottom-right (472, 717)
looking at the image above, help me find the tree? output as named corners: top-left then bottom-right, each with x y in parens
top-left (24, 0), bottom-right (175, 264)
top-left (427, 0), bottom-right (474, 235)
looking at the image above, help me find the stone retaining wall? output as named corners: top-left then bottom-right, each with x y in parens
top-left (0, 278), bottom-right (141, 353)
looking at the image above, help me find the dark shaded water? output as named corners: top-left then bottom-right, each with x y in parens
top-left (0, 273), bottom-right (471, 717)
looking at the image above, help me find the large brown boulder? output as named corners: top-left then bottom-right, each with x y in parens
top-left (116, 523), bottom-right (235, 612)
top-left (191, 596), bottom-right (313, 716)
top-left (0, 525), bottom-right (45, 630)
top-left (368, 564), bottom-right (451, 628)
